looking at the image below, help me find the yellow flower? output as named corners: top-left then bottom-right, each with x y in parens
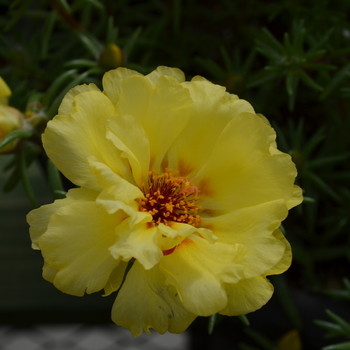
top-left (0, 77), bottom-right (24, 153)
top-left (27, 66), bottom-right (302, 336)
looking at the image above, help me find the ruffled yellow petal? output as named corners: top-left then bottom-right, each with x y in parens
top-left (196, 112), bottom-right (298, 212)
top-left (27, 188), bottom-right (97, 249)
top-left (28, 199), bottom-right (70, 250)
top-left (102, 67), bottom-right (142, 106)
top-left (158, 222), bottom-right (197, 239)
top-left (287, 184), bottom-right (303, 209)
top-left (202, 200), bottom-right (288, 278)
top-left (58, 83), bottom-right (100, 116)
top-left (103, 261), bottom-right (128, 296)
top-left (219, 276), bottom-right (274, 316)
top-left (112, 261), bottom-right (196, 337)
top-left (97, 196), bottom-right (150, 228)
top-left (106, 114), bottom-right (150, 185)
top-left (43, 90), bottom-right (131, 188)
top-left (160, 235), bottom-right (244, 316)
top-left (42, 262), bottom-right (58, 283)
top-left (146, 66), bottom-right (185, 86)
top-left (265, 229), bottom-right (292, 276)
top-left (117, 74), bottom-right (192, 172)
top-left (88, 157), bottom-right (144, 203)
top-left (157, 222), bottom-right (216, 251)
top-left (110, 221), bottom-right (163, 270)
top-left (89, 158), bottom-right (151, 226)
top-left (167, 79), bottom-right (255, 178)
top-left (38, 198), bottom-right (124, 296)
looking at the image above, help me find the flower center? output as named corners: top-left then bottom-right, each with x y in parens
top-left (138, 169), bottom-right (202, 227)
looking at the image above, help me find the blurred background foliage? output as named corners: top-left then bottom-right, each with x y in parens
top-left (1, 0), bottom-right (350, 349)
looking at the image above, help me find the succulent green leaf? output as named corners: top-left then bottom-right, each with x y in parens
top-left (64, 59), bottom-right (98, 69)
top-left (244, 328), bottom-right (274, 350)
top-left (238, 314), bottom-right (250, 326)
top-left (75, 32), bottom-right (101, 58)
top-left (303, 171), bottom-right (342, 203)
top-left (303, 127), bottom-right (325, 159)
top-left (283, 33), bottom-right (293, 56)
top-left (308, 28), bottom-right (333, 54)
top-left (208, 313), bottom-right (218, 335)
top-left (19, 147), bottom-right (38, 208)
top-left (84, 0), bottom-right (104, 9)
top-left (0, 130), bottom-right (32, 150)
top-left (304, 49), bottom-right (326, 61)
top-left (308, 153), bottom-right (350, 169)
top-left (270, 275), bottom-right (302, 329)
top-left (106, 16), bottom-right (118, 45)
top-left (261, 27), bottom-right (284, 54)
top-left (322, 289), bottom-right (350, 301)
top-left (55, 0), bottom-right (71, 13)
top-left (323, 342), bottom-right (350, 350)
top-left (321, 63), bottom-right (350, 99)
top-left (123, 26), bottom-right (142, 57)
top-left (196, 57), bottom-right (225, 80)
top-left (293, 27), bottom-right (306, 55)
top-left (297, 70), bottom-right (323, 91)
top-left (286, 71), bottom-right (297, 96)
top-left (247, 71), bottom-right (280, 88)
top-left (220, 46), bottom-right (234, 73)
top-left (42, 69), bottom-right (78, 107)
top-left (313, 319), bottom-right (344, 335)
top-left (325, 310), bottom-right (350, 334)
top-left (47, 159), bottom-right (66, 199)
top-left (41, 11), bottom-right (57, 59)
top-left (256, 42), bottom-right (281, 61)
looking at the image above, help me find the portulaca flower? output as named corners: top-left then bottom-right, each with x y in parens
top-left (27, 66), bottom-right (302, 336)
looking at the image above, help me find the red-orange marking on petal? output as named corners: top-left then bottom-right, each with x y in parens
top-left (149, 155), bottom-right (155, 169)
top-left (162, 246), bottom-right (176, 256)
top-left (200, 223), bottom-right (213, 230)
top-left (146, 222), bottom-right (155, 229)
top-left (178, 238), bottom-right (194, 248)
top-left (198, 178), bottom-right (213, 197)
top-left (178, 159), bottom-right (195, 177)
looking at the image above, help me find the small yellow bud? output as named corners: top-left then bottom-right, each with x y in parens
top-left (99, 44), bottom-right (124, 70)
top-left (0, 77), bottom-right (11, 105)
top-left (0, 76), bottom-right (25, 154)
top-left (0, 105), bottom-right (24, 153)
top-left (278, 330), bottom-right (302, 350)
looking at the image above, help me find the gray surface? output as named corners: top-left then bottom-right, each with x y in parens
top-left (0, 324), bottom-right (190, 350)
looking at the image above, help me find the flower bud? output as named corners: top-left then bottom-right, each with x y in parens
top-left (0, 77), bottom-right (11, 105)
top-left (224, 74), bottom-right (245, 95)
top-left (0, 105), bottom-right (24, 153)
top-left (0, 77), bottom-right (25, 154)
top-left (98, 43), bottom-right (124, 70)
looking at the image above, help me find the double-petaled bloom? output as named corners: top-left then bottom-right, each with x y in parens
top-left (27, 67), bottom-right (302, 336)
top-left (0, 77), bottom-right (24, 153)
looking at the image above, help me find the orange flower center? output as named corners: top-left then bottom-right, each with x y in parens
top-left (138, 169), bottom-right (202, 227)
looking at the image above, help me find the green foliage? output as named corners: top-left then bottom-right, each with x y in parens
top-left (1, 0), bottom-right (350, 349)
top-left (315, 303), bottom-right (350, 350)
